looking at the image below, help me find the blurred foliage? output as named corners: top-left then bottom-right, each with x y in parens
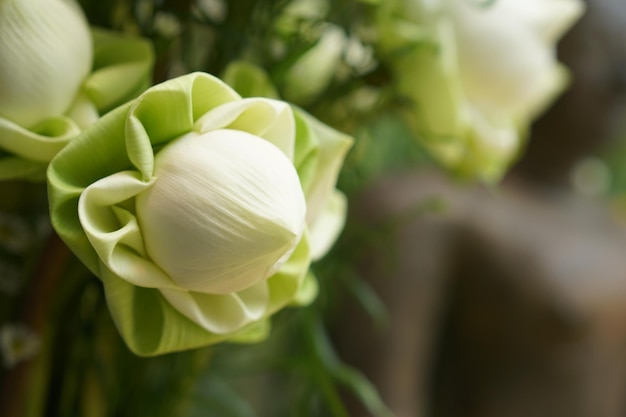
top-left (7, 0), bottom-right (621, 416)
top-left (604, 136), bottom-right (626, 196)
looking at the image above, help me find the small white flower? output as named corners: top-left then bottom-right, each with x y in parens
top-left (0, 324), bottom-right (41, 368)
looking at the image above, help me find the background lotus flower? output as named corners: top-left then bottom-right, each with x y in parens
top-left (377, 0), bottom-right (584, 181)
top-left (0, 0), bottom-right (154, 181)
top-left (0, 0), bottom-right (92, 129)
top-left (48, 72), bottom-right (352, 355)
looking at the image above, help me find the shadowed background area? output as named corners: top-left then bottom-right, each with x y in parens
top-left (331, 0), bottom-right (626, 416)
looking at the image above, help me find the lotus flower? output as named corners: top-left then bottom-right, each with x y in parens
top-left (377, 0), bottom-right (584, 181)
top-left (48, 72), bottom-right (352, 355)
top-left (0, 0), bottom-right (153, 181)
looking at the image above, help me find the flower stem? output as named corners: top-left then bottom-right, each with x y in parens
top-left (0, 231), bottom-right (72, 417)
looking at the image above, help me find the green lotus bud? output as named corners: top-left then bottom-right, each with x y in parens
top-left (48, 72), bottom-right (352, 355)
top-left (377, 0), bottom-right (584, 181)
top-left (0, 0), bottom-right (92, 128)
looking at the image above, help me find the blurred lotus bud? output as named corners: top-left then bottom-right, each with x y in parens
top-left (377, 0), bottom-right (584, 181)
top-left (0, 0), bottom-right (92, 128)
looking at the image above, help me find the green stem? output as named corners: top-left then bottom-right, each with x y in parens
top-left (0, 231), bottom-right (72, 417)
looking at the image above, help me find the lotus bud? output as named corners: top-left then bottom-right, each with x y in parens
top-left (449, 0), bottom-right (584, 121)
top-left (136, 129), bottom-right (306, 294)
top-left (0, 16), bottom-right (154, 181)
top-left (376, 0), bottom-right (584, 181)
top-left (0, 0), bottom-right (92, 128)
top-left (48, 72), bottom-right (352, 355)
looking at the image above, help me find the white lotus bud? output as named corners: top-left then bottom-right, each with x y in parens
top-left (0, 0), bottom-right (92, 128)
top-left (449, 0), bottom-right (584, 120)
top-left (135, 129), bottom-right (307, 295)
top-left (49, 73), bottom-right (351, 355)
top-left (377, 0), bottom-right (584, 181)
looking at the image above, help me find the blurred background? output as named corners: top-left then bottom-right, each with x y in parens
top-left (331, 0), bottom-right (626, 416)
top-left (2, 0), bottom-right (626, 416)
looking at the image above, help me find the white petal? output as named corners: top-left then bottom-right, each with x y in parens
top-left (492, 0), bottom-right (585, 43)
top-left (308, 190), bottom-right (347, 261)
top-left (79, 171), bottom-right (179, 290)
top-left (294, 110), bottom-right (352, 259)
top-left (449, 0), bottom-right (580, 119)
top-left (160, 282), bottom-right (269, 334)
top-left (136, 129), bottom-right (306, 294)
top-left (194, 98), bottom-right (296, 160)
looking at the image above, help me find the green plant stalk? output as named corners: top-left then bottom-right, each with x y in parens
top-left (0, 231), bottom-right (73, 417)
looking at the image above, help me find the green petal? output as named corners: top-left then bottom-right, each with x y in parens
top-left (293, 108), bottom-right (352, 260)
top-left (82, 28), bottom-right (155, 115)
top-left (266, 231), bottom-right (311, 313)
top-left (0, 116), bottom-right (81, 181)
top-left (102, 274), bottom-right (225, 356)
top-left (78, 170), bottom-right (180, 289)
top-left (48, 101), bottom-right (134, 273)
top-left (307, 190), bottom-right (348, 260)
top-left (160, 283), bottom-right (270, 334)
top-left (291, 271), bottom-right (319, 306)
top-left (0, 116), bottom-right (80, 162)
top-left (98, 230), bottom-right (310, 356)
top-left (292, 111), bottom-right (319, 194)
top-left (0, 156), bottom-right (47, 182)
top-left (194, 99), bottom-right (296, 160)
